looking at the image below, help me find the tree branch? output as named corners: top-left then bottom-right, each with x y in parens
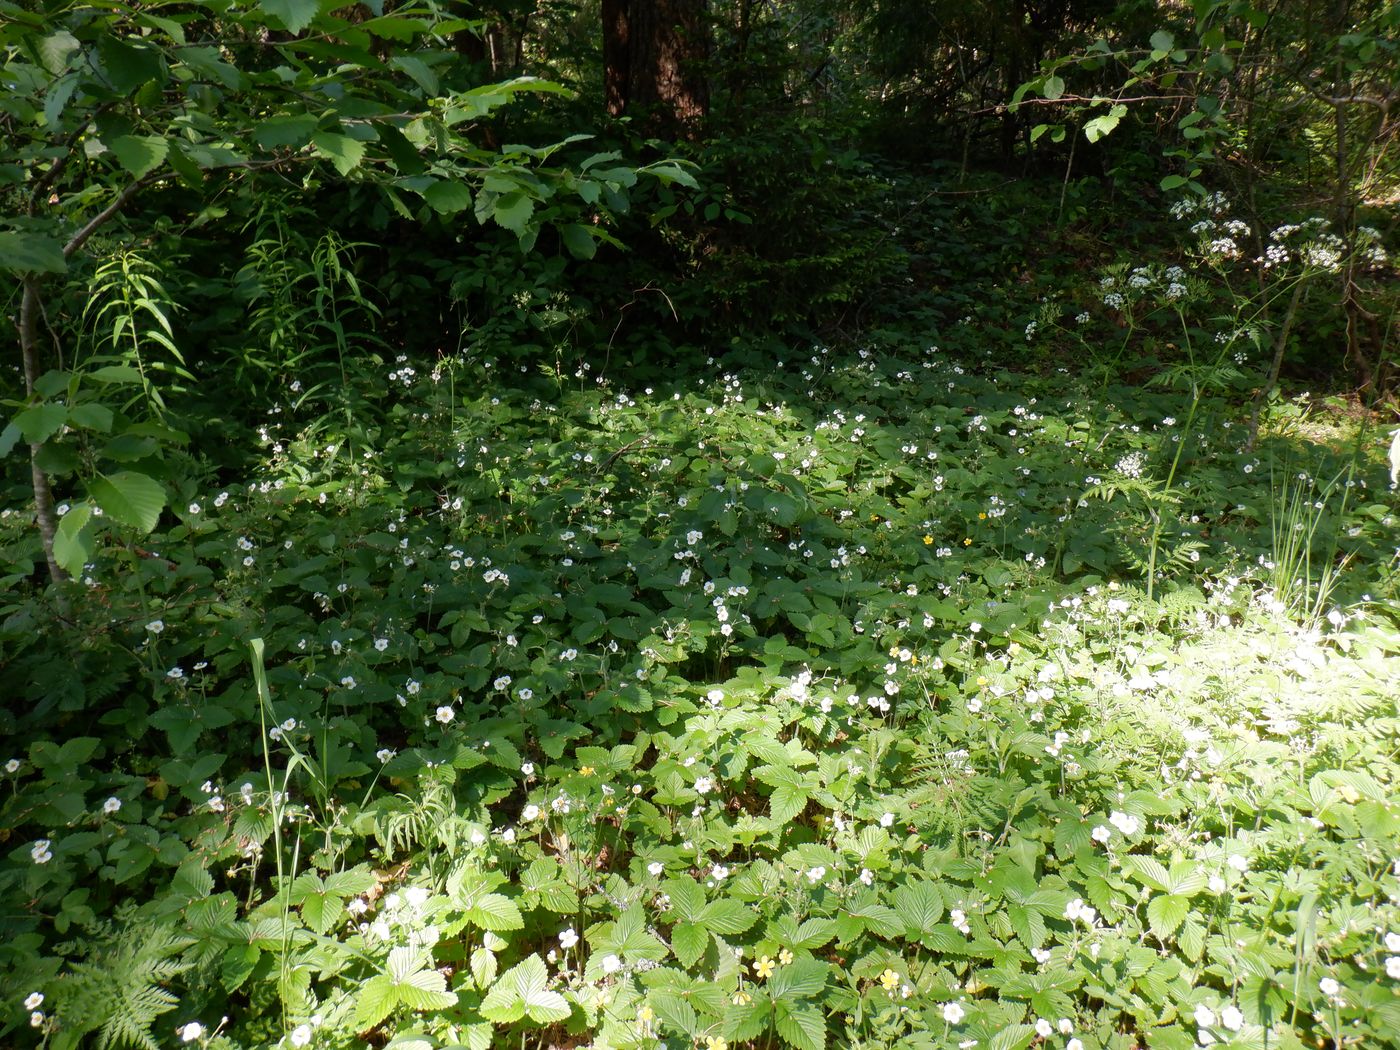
top-left (63, 174), bottom-right (155, 259)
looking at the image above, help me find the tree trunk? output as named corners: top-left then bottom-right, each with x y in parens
top-left (18, 277), bottom-right (68, 587)
top-left (602, 0), bottom-right (709, 133)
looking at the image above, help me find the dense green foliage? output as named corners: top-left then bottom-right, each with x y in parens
top-left (3, 2), bottom-right (1399, 1050)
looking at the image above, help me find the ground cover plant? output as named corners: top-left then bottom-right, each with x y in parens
top-left (4, 2), bottom-right (1400, 1049)
top-left (3, 253), bottom-right (1399, 1048)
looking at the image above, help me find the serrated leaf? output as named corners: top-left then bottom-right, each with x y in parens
top-left (39, 30), bottom-right (81, 73)
top-left (481, 955), bottom-right (568, 1024)
top-left (649, 990), bottom-right (699, 1035)
top-left (423, 181), bottom-right (473, 215)
top-left (14, 403), bottom-right (67, 443)
top-left (107, 134), bottom-right (168, 177)
top-left (89, 471), bottom-right (165, 532)
top-left (774, 1001), bottom-right (825, 1050)
top-left (355, 974), bottom-right (399, 1029)
top-left (255, 114), bottom-right (320, 149)
top-left (464, 892), bottom-right (523, 931)
top-left (769, 783), bottom-right (809, 823)
top-left (470, 947), bottom-right (497, 988)
top-left (1147, 893), bottom-right (1190, 939)
top-left (893, 881), bottom-right (945, 935)
top-left (671, 920), bottom-right (708, 967)
top-left (1128, 856), bottom-right (1171, 892)
top-left (768, 957), bottom-right (827, 1000)
top-left (397, 968), bottom-right (457, 1011)
top-left (0, 232), bottom-right (67, 275)
top-left (261, 0), bottom-right (320, 34)
top-left (665, 878), bottom-right (705, 922)
top-left (491, 192), bottom-right (535, 236)
top-left (700, 899), bottom-right (758, 936)
top-left (312, 132), bottom-right (366, 175)
top-left (53, 504), bottom-right (95, 576)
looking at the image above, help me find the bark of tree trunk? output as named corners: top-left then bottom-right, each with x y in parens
top-left (18, 277), bottom-right (68, 587)
top-left (603, 0), bottom-right (709, 133)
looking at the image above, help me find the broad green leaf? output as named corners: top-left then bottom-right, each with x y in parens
top-left (893, 881), bottom-right (945, 935)
top-left (464, 892), bottom-right (523, 931)
top-left (470, 948), bottom-right (497, 988)
top-left (774, 1001), bottom-right (825, 1050)
top-left (53, 504), bottom-right (95, 576)
top-left (255, 114), bottom-right (320, 150)
top-left (95, 36), bottom-right (165, 94)
top-left (1146, 893), bottom-right (1190, 939)
top-left (1042, 75), bottom-right (1065, 100)
top-left (0, 232), bottom-right (67, 275)
top-left (390, 54), bottom-right (439, 95)
top-left (490, 192), bottom-right (535, 236)
top-left (14, 403), bottom-right (67, 443)
top-left (481, 955), bottom-right (569, 1024)
top-left (0, 423), bottom-right (20, 458)
top-left (670, 920), bottom-right (708, 967)
top-left (312, 132), bottom-right (367, 176)
top-left (355, 974), bottom-right (399, 1029)
top-left (261, 0), bottom-right (321, 35)
top-left (768, 957), bottom-right (827, 1000)
top-left (67, 404), bottom-right (114, 432)
top-left (1160, 174), bottom-right (1189, 190)
top-left (423, 181), bottom-right (473, 215)
top-left (397, 969), bottom-right (457, 1011)
top-left (1150, 30), bottom-right (1175, 52)
top-left (700, 899), bottom-right (757, 936)
top-left (39, 30), bottom-right (81, 74)
top-left (89, 471), bottom-right (165, 532)
top-left (1084, 103), bottom-right (1128, 143)
top-left (560, 223), bottom-right (597, 260)
top-left (107, 135), bottom-right (169, 178)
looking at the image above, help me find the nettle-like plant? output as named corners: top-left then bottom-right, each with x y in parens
top-left (0, 0), bottom-right (694, 585)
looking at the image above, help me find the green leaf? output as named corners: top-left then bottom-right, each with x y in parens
top-left (423, 181), bottom-right (473, 215)
top-left (53, 504), bottom-right (95, 576)
top-left (670, 920), bottom-right (708, 967)
top-left (14, 403), bottom-right (67, 443)
top-left (397, 968), bottom-right (457, 1011)
top-left (768, 957), bottom-right (827, 1000)
top-left (490, 192), bottom-right (535, 236)
top-left (893, 881), bottom-right (945, 936)
top-left (560, 223), bottom-right (597, 260)
top-left (700, 899), bottom-right (758, 936)
top-left (355, 974), bottom-right (399, 1029)
top-left (312, 132), bottom-right (367, 176)
top-left (1084, 104), bottom-right (1128, 143)
top-left (89, 471), bottom-right (165, 533)
top-left (774, 1001), bottom-right (825, 1050)
top-left (390, 54), bottom-right (440, 95)
top-left (481, 955), bottom-right (570, 1024)
top-left (95, 36), bottom-right (165, 94)
top-left (39, 30), bottom-right (81, 74)
top-left (255, 114), bottom-right (320, 150)
top-left (470, 947), bottom-right (497, 988)
top-left (107, 135), bottom-right (168, 177)
top-left (1160, 174), bottom-right (1189, 190)
top-left (67, 404), bottom-right (114, 432)
top-left (1150, 30), bottom-right (1176, 52)
top-left (0, 232), bottom-right (67, 275)
top-left (261, 0), bottom-right (322, 35)
top-left (464, 893), bottom-right (523, 931)
top-left (1146, 893), bottom-right (1190, 939)
top-left (1042, 75), bottom-right (1065, 100)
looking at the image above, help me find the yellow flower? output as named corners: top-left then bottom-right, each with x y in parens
top-left (731, 990), bottom-right (751, 1006)
top-left (755, 955), bottom-right (776, 979)
top-left (879, 968), bottom-right (900, 991)
top-left (778, 948), bottom-right (794, 966)
top-left (707, 1038), bottom-right (729, 1050)
top-left (638, 1005), bottom-right (654, 1023)
top-left (976, 676), bottom-right (988, 687)
top-left (978, 512), bottom-right (987, 520)
top-left (889, 646), bottom-right (899, 657)
top-left (579, 766), bottom-right (595, 776)
top-left (923, 534), bottom-right (934, 545)
top-left (963, 538), bottom-right (973, 546)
